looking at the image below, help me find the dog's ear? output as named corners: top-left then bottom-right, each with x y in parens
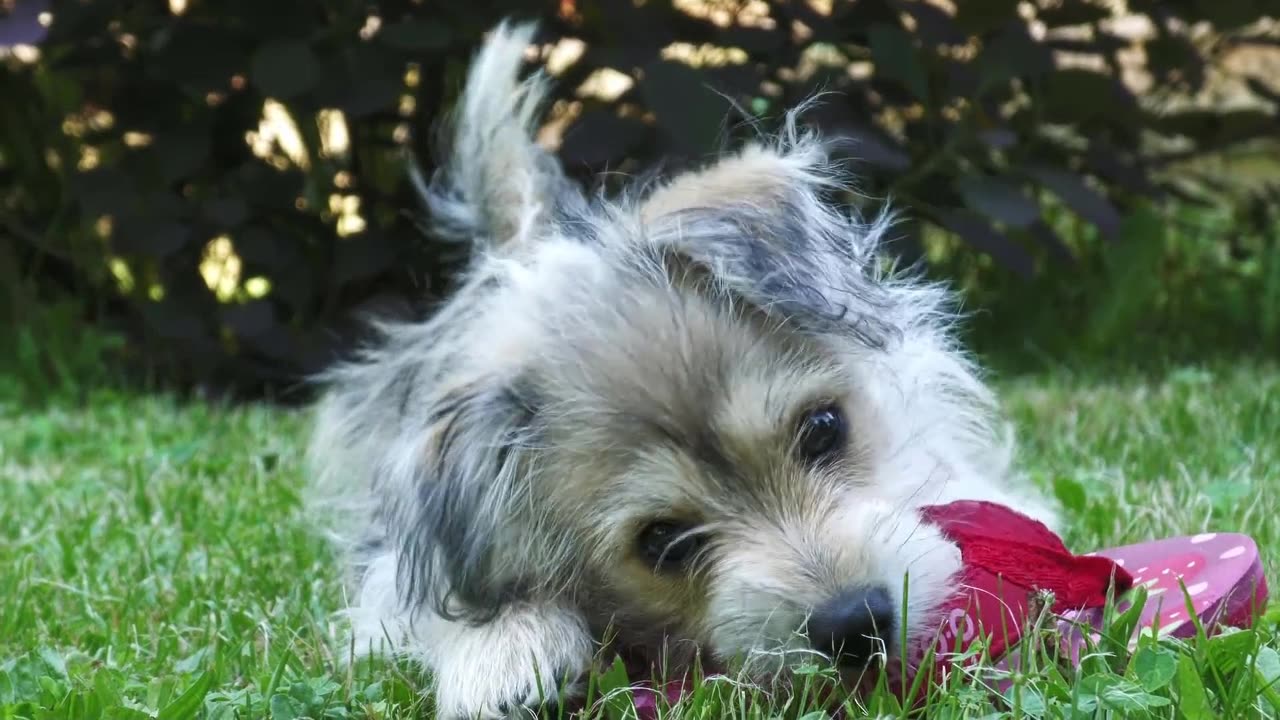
top-left (640, 138), bottom-right (907, 349)
top-left (388, 380), bottom-right (540, 622)
top-left (418, 20), bottom-right (586, 253)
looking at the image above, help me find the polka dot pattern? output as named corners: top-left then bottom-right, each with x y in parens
top-left (1059, 533), bottom-right (1267, 661)
top-left (944, 532), bottom-right (1267, 699)
top-left (628, 526), bottom-right (1268, 719)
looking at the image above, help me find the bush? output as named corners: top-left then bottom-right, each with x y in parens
top-left (2, 0), bottom-right (1277, 396)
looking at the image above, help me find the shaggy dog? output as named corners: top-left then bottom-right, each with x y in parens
top-left (307, 20), bottom-right (1057, 720)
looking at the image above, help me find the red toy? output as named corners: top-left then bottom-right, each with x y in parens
top-left (622, 500), bottom-right (1268, 717)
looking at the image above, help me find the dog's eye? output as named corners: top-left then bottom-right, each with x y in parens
top-left (797, 404), bottom-right (847, 462)
top-left (637, 520), bottom-right (705, 572)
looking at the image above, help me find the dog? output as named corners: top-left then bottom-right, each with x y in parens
top-left (306, 20), bottom-right (1057, 720)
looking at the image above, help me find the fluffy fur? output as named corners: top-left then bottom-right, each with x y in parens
top-left (307, 20), bottom-right (1057, 720)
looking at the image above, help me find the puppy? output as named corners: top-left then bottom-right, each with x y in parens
top-left (307, 20), bottom-right (1057, 720)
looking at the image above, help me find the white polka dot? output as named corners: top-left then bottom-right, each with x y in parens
top-left (1187, 561), bottom-right (1196, 569)
top-left (1186, 581), bottom-right (1209, 597)
top-left (1148, 587), bottom-right (1166, 596)
top-left (1191, 533), bottom-right (1217, 544)
top-left (1219, 546), bottom-right (1246, 560)
top-left (1137, 567), bottom-right (1148, 573)
top-left (1162, 568), bottom-right (1170, 575)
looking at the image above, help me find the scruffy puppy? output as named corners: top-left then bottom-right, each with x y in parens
top-left (307, 20), bottom-right (1057, 720)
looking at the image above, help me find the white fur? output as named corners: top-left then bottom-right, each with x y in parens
top-left (307, 19), bottom-right (1057, 720)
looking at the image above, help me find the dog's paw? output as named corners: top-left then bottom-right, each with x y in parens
top-left (434, 653), bottom-right (587, 720)
top-left (491, 669), bottom-right (585, 719)
top-left (428, 604), bottom-right (593, 720)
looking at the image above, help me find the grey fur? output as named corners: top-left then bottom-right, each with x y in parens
top-left (306, 19), bottom-right (1057, 720)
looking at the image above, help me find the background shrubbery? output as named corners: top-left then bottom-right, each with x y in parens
top-left (2, 0), bottom-right (1278, 400)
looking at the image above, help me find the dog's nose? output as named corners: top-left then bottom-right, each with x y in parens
top-left (807, 585), bottom-right (895, 667)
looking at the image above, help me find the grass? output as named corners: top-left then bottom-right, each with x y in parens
top-left (1, 360), bottom-right (1278, 719)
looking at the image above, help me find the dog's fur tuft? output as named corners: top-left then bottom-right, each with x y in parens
top-left (307, 20), bottom-right (1057, 720)
top-left (421, 20), bottom-right (585, 250)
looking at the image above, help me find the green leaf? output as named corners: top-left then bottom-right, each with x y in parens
top-left (287, 680), bottom-right (318, 708)
top-left (1026, 165), bottom-right (1122, 240)
top-left (1256, 645), bottom-right (1280, 688)
top-left (108, 706), bottom-right (156, 720)
top-left (319, 44), bottom-right (402, 118)
top-left (268, 693), bottom-right (303, 720)
top-left (147, 676), bottom-right (178, 711)
top-left (0, 668), bottom-right (15, 704)
top-left (869, 23), bottom-right (929, 101)
top-left (1039, 2), bottom-right (1111, 25)
top-left (596, 656), bottom-right (635, 720)
top-left (151, 24), bottom-right (246, 93)
top-left (1092, 585), bottom-right (1147, 674)
top-left (378, 20), bottom-right (450, 51)
top-left (954, 0), bottom-right (1021, 33)
top-left (1204, 480), bottom-right (1250, 513)
top-left (37, 648), bottom-right (68, 680)
top-left (639, 59), bottom-right (727, 154)
top-left (960, 176), bottom-right (1040, 228)
top-left (1086, 204), bottom-right (1166, 350)
top-left (1132, 646), bottom-right (1178, 692)
top-left (39, 674), bottom-right (65, 704)
top-left (251, 39), bottom-right (320, 99)
top-left (1205, 627), bottom-right (1257, 676)
top-left (93, 670), bottom-right (120, 713)
top-left (1256, 645), bottom-right (1280, 713)
top-left (932, 208), bottom-right (1035, 278)
top-left (1176, 654), bottom-right (1213, 720)
top-left (1079, 675), bottom-right (1171, 711)
top-left (1053, 476), bottom-right (1088, 513)
top-left (157, 671), bottom-right (214, 720)
top-left (173, 647), bottom-right (210, 675)
top-left (1041, 69), bottom-right (1135, 123)
top-left (1004, 685), bottom-right (1046, 717)
top-left (358, 680), bottom-right (383, 703)
top-left (1195, 0), bottom-right (1262, 29)
top-left (150, 129), bottom-right (211, 184)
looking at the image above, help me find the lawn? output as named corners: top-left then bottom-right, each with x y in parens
top-left (2, 361), bottom-right (1278, 718)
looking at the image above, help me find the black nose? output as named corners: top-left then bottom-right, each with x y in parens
top-left (806, 586), bottom-right (895, 666)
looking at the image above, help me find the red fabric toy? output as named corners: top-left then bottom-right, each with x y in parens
top-left (910, 500), bottom-right (1135, 673)
top-left (617, 500), bottom-right (1268, 719)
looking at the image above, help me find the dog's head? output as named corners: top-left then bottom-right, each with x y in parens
top-left (326, 21), bottom-right (1047, 678)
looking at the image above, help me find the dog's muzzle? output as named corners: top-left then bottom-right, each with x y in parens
top-left (806, 585), bottom-right (895, 667)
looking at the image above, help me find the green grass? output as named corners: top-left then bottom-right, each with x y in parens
top-left (2, 361), bottom-right (1278, 719)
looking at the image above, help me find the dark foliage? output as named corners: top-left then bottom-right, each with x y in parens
top-left (1, 0), bottom-right (1277, 398)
